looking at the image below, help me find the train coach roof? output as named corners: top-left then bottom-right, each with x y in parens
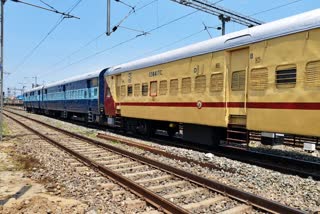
top-left (44, 69), bottom-right (103, 89)
top-left (107, 9), bottom-right (320, 75)
top-left (24, 85), bottom-right (44, 93)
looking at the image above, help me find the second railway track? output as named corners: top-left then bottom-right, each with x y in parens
top-left (4, 110), bottom-right (305, 214)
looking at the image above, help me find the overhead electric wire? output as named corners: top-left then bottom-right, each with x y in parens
top-left (11, 0), bottom-right (79, 19)
top-left (129, 28), bottom-right (207, 61)
top-left (109, 0), bottom-right (150, 35)
top-left (115, 0), bottom-right (135, 10)
top-left (50, 9), bottom-right (201, 73)
top-left (39, 0), bottom-right (58, 11)
top-left (37, 0), bottom-right (158, 77)
top-left (33, 0), bottom-right (304, 79)
top-left (42, 33), bottom-right (106, 72)
top-left (250, 0), bottom-right (304, 16)
top-left (10, 0), bottom-right (83, 76)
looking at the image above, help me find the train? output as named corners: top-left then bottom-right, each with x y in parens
top-left (23, 9), bottom-right (320, 146)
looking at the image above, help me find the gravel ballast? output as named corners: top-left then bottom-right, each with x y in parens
top-left (7, 110), bottom-right (320, 213)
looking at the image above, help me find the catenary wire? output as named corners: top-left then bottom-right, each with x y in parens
top-left (42, 0), bottom-right (225, 75)
top-left (50, 9), bottom-right (201, 74)
top-left (250, 0), bottom-right (304, 16)
top-left (10, 0), bottom-right (83, 76)
top-left (37, 0), bottom-right (158, 77)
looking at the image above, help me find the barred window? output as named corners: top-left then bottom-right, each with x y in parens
top-left (150, 81), bottom-right (157, 96)
top-left (127, 85), bottom-right (133, 96)
top-left (120, 85), bottom-right (126, 97)
top-left (142, 83), bottom-right (148, 96)
top-left (181, 77), bottom-right (191, 94)
top-left (170, 79), bottom-right (178, 95)
top-left (305, 61), bottom-right (320, 88)
top-left (159, 80), bottom-right (167, 95)
top-left (134, 84), bottom-right (140, 96)
top-left (195, 75), bottom-right (206, 93)
top-left (231, 71), bottom-right (245, 91)
top-left (276, 64), bottom-right (296, 88)
top-left (210, 73), bottom-right (223, 92)
top-left (250, 68), bottom-right (268, 90)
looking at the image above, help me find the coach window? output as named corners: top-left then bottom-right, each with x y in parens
top-left (159, 80), bottom-right (167, 95)
top-left (142, 83), bottom-right (148, 96)
top-left (150, 81), bottom-right (157, 97)
top-left (127, 85), bottom-right (133, 96)
top-left (305, 61), bottom-right (320, 88)
top-left (94, 88), bottom-right (98, 97)
top-left (195, 75), bottom-right (206, 93)
top-left (275, 64), bottom-right (296, 88)
top-left (120, 85), bottom-right (126, 97)
top-left (210, 73), bottom-right (223, 92)
top-left (170, 79), bottom-right (178, 96)
top-left (250, 68), bottom-right (268, 90)
top-left (231, 71), bottom-right (245, 91)
top-left (134, 84), bottom-right (140, 96)
top-left (90, 78), bottom-right (98, 87)
top-left (181, 77), bottom-right (191, 94)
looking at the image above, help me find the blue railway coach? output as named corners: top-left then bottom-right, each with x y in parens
top-left (23, 69), bottom-right (108, 123)
top-left (23, 85), bottom-right (43, 113)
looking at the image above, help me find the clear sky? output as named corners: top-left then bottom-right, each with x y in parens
top-left (4, 0), bottom-right (320, 95)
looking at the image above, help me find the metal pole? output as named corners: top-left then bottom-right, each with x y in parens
top-left (0, 0), bottom-right (4, 141)
top-left (219, 15), bottom-right (230, 36)
top-left (221, 17), bottom-right (225, 35)
top-left (106, 0), bottom-right (111, 36)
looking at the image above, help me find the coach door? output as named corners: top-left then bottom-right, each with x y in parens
top-left (227, 48), bottom-right (249, 125)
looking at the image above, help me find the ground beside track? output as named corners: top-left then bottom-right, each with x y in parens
top-left (0, 119), bottom-right (87, 214)
top-left (3, 109), bottom-right (320, 213)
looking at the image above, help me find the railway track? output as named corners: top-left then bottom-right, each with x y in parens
top-left (3, 110), bottom-right (305, 214)
top-left (97, 131), bottom-right (320, 180)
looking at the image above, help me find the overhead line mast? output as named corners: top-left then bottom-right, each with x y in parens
top-left (169, 0), bottom-right (264, 35)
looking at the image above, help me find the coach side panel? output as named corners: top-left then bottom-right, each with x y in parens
top-left (247, 29), bottom-right (320, 137)
top-left (106, 51), bottom-right (227, 128)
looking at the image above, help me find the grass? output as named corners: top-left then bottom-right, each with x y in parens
top-left (13, 155), bottom-right (41, 171)
top-left (2, 121), bottom-right (10, 136)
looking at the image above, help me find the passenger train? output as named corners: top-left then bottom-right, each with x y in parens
top-left (24, 10), bottom-right (320, 145)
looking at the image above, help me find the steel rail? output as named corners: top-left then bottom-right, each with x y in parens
top-left (4, 110), bottom-right (305, 214)
top-left (96, 132), bottom-right (320, 180)
top-left (4, 112), bottom-right (189, 214)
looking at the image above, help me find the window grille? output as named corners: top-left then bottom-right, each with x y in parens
top-left (181, 77), bottom-right (191, 94)
top-left (150, 81), bottom-right (157, 96)
top-left (276, 64), bottom-right (296, 88)
top-left (127, 85), bottom-right (133, 96)
top-left (142, 83), bottom-right (148, 96)
top-left (305, 61), bottom-right (320, 88)
top-left (159, 80), bottom-right (167, 95)
top-left (134, 84), bottom-right (140, 96)
top-left (231, 71), bottom-right (245, 91)
top-left (250, 68), bottom-right (268, 90)
top-left (170, 79), bottom-right (178, 95)
top-left (210, 73), bottom-right (223, 92)
top-left (195, 75), bottom-right (206, 93)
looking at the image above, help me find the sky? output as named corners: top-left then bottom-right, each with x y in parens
top-left (4, 0), bottom-right (320, 96)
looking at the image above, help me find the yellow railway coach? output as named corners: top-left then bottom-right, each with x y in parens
top-left (104, 9), bottom-right (320, 145)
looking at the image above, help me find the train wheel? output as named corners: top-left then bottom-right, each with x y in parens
top-left (167, 128), bottom-right (176, 138)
